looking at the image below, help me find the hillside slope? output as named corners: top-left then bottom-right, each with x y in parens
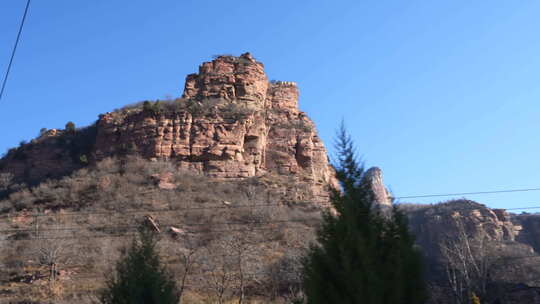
top-left (0, 53), bottom-right (339, 303)
top-left (1, 53), bottom-right (540, 304)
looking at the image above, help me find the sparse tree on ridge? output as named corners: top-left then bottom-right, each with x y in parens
top-left (301, 124), bottom-right (427, 304)
top-left (440, 217), bottom-right (494, 304)
top-left (65, 121), bottom-right (76, 133)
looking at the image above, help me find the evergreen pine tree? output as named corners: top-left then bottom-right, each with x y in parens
top-left (100, 227), bottom-right (180, 304)
top-left (301, 124), bottom-right (427, 304)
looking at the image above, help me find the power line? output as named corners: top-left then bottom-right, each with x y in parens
top-left (0, 218), bottom-right (320, 234)
top-left (395, 187), bottom-right (540, 200)
top-left (2, 186), bottom-right (540, 221)
top-left (0, 224), bottom-right (314, 242)
top-left (46, 269), bottom-right (292, 282)
top-left (506, 206), bottom-right (540, 211)
top-left (3, 232), bottom-right (136, 242)
top-left (5, 201), bottom-right (540, 239)
top-left (75, 270), bottom-right (289, 279)
top-left (0, 202), bottom-right (294, 219)
top-left (396, 203), bottom-right (540, 212)
top-left (4, 254), bottom-right (540, 282)
top-left (3, 199), bottom-right (539, 223)
top-left (0, 249), bottom-right (297, 270)
top-left (0, 0), bottom-right (31, 102)
top-left (2, 183), bottom-right (540, 222)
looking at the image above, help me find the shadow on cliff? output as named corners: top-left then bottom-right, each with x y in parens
top-left (0, 123), bottom-right (97, 200)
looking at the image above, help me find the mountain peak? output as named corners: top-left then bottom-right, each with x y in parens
top-left (365, 166), bottom-right (393, 206)
top-left (1, 54), bottom-right (337, 203)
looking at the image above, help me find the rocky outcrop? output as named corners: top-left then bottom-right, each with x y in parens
top-left (0, 53), bottom-right (337, 203)
top-left (0, 127), bottom-right (96, 186)
top-left (183, 52), bottom-right (268, 103)
top-left (150, 172), bottom-right (177, 190)
top-left (364, 167), bottom-right (392, 206)
top-left (513, 213), bottom-right (540, 253)
top-left (404, 200), bottom-right (540, 303)
top-left (92, 53), bottom-right (338, 202)
top-left (406, 200), bottom-right (527, 259)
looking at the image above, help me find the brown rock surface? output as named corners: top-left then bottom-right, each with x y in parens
top-left (0, 129), bottom-right (87, 185)
top-left (183, 52), bottom-right (268, 103)
top-left (151, 172), bottom-right (177, 190)
top-left (92, 53), bottom-right (337, 203)
top-left (513, 213), bottom-right (540, 253)
top-left (406, 200), bottom-right (525, 259)
top-left (0, 53), bottom-right (337, 204)
top-left (364, 167), bottom-right (393, 206)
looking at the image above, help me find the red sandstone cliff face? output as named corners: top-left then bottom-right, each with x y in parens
top-left (183, 53), bottom-right (268, 103)
top-left (92, 53), bottom-right (336, 202)
top-left (0, 53), bottom-right (337, 203)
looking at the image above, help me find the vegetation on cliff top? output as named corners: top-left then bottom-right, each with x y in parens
top-left (114, 97), bottom-right (257, 122)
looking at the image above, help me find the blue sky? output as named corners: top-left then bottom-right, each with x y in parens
top-left (1, 0), bottom-right (540, 211)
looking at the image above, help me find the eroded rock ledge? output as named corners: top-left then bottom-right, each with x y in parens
top-left (0, 53), bottom-right (337, 203)
top-left (93, 53), bottom-right (337, 202)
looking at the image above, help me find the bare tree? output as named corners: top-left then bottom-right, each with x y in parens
top-left (31, 215), bottom-right (75, 285)
top-left (230, 234), bottom-right (258, 304)
top-left (440, 218), bottom-right (495, 304)
top-left (0, 173), bottom-right (13, 196)
top-left (36, 238), bottom-right (70, 282)
top-left (21, 216), bottom-right (78, 301)
top-left (202, 245), bottom-right (236, 304)
top-left (200, 233), bottom-right (257, 304)
top-left (262, 239), bottom-right (307, 302)
top-left (174, 233), bottom-right (201, 303)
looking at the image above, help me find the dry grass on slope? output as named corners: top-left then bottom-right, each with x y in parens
top-left (0, 156), bottom-right (324, 304)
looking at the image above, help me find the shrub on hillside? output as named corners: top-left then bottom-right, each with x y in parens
top-left (100, 227), bottom-right (180, 304)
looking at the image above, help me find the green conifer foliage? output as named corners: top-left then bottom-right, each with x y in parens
top-left (301, 124), bottom-right (427, 304)
top-left (100, 228), bottom-right (180, 304)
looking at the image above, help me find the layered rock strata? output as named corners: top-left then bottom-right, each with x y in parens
top-left (0, 53), bottom-right (337, 203)
top-left (93, 54), bottom-right (337, 202)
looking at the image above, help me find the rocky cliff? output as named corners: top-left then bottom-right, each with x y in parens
top-left (406, 200), bottom-right (524, 256)
top-left (513, 213), bottom-right (540, 253)
top-left (95, 53), bottom-right (337, 202)
top-left (404, 200), bottom-right (540, 303)
top-left (364, 167), bottom-right (393, 206)
top-left (0, 53), bottom-right (337, 203)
